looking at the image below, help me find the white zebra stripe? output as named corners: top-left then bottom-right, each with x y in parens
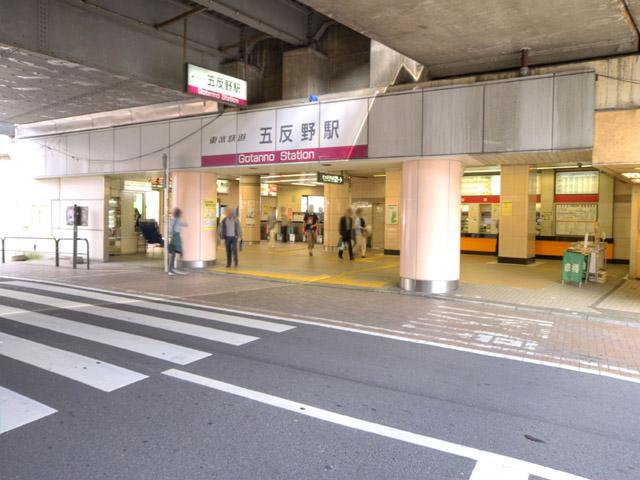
top-left (0, 332), bottom-right (147, 392)
top-left (0, 288), bottom-right (258, 346)
top-left (6, 281), bottom-right (293, 333)
top-left (0, 386), bottom-right (57, 434)
top-left (0, 307), bottom-right (210, 365)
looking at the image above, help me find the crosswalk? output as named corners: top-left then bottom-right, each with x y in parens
top-left (0, 279), bottom-right (295, 435)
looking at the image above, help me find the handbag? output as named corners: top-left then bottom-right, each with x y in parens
top-left (337, 238), bottom-right (344, 251)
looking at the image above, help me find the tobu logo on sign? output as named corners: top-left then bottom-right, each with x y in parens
top-left (186, 64), bottom-right (247, 106)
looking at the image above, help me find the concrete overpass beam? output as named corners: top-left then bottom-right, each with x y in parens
top-left (0, 0), bottom-right (239, 91)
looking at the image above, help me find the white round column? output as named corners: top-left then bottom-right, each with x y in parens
top-left (400, 158), bottom-right (462, 293)
top-left (171, 171), bottom-right (217, 268)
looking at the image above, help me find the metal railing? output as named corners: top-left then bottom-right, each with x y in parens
top-left (1, 236), bottom-right (90, 270)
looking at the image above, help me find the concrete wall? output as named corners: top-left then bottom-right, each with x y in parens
top-left (320, 25), bottom-right (370, 93)
top-left (397, 54), bottom-right (640, 112)
top-left (593, 109), bottom-right (640, 167)
top-left (276, 185), bottom-right (323, 214)
top-left (0, 142), bottom-right (107, 262)
top-left (251, 39), bottom-right (285, 104)
top-left (351, 176), bottom-right (385, 199)
top-left (282, 48), bottom-right (329, 99)
top-left (369, 40), bottom-right (424, 88)
top-left (218, 180), bottom-right (239, 212)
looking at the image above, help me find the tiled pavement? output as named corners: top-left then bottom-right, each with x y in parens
top-left (1, 258), bottom-right (639, 384)
top-left (594, 279), bottom-right (640, 317)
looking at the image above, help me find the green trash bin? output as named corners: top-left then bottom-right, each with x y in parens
top-left (562, 250), bottom-right (588, 286)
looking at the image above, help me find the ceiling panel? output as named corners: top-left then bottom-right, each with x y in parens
top-left (300, 0), bottom-right (640, 77)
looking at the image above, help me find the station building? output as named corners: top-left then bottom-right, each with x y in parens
top-left (1, 3), bottom-right (640, 295)
top-left (2, 63), bottom-right (639, 295)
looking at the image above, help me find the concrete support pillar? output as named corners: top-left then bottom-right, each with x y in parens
top-left (282, 47), bottom-right (328, 100)
top-left (171, 171), bottom-right (217, 268)
top-left (400, 159), bottom-right (462, 293)
top-left (539, 170), bottom-right (555, 237)
top-left (323, 182), bottom-right (351, 250)
top-left (598, 173), bottom-right (614, 240)
top-left (219, 61), bottom-right (262, 104)
top-left (384, 169), bottom-right (402, 254)
top-left (498, 165), bottom-right (537, 264)
top-left (239, 175), bottom-right (261, 243)
top-left (630, 184), bottom-right (640, 279)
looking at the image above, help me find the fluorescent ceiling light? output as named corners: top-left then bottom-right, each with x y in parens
top-left (261, 173), bottom-right (316, 180)
top-left (536, 164), bottom-right (592, 170)
top-left (622, 172), bottom-right (640, 179)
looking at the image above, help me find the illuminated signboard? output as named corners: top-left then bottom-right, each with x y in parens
top-left (260, 183), bottom-right (278, 197)
top-left (186, 64), bottom-right (247, 106)
top-left (124, 180), bottom-right (152, 192)
top-left (317, 172), bottom-right (344, 184)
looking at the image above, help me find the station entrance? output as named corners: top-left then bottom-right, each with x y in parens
top-left (104, 160), bottom-right (631, 311)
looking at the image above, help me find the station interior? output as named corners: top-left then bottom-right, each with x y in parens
top-left (102, 159), bottom-right (630, 293)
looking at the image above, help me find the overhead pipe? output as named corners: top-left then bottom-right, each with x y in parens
top-left (155, 5), bottom-right (207, 30)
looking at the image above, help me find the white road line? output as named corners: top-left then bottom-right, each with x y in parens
top-left (0, 386), bottom-right (57, 434)
top-left (3, 277), bottom-right (638, 385)
top-left (0, 332), bottom-right (147, 392)
top-left (437, 305), bottom-right (554, 325)
top-left (163, 369), bottom-right (590, 480)
top-left (0, 288), bottom-right (258, 346)
top-left (469, 460), bottom-right (529, 480)
top-left (6, 281), bottom-right (293, 333)
top-left (0, 308), bottom-right (210, 365)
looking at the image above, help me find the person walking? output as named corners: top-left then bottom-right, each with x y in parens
top-left (353, 207), bottom-right (367, 258)
top-left (268, 208), bottom-right (278, 248)
top-left (303, 205), bottom-right (319, 256)
top-left (219, 207), bottom-right (242, 268)
top-left (168, 208), bottom-right (187, 275)
top-left (338, 208), bottom-right (354, 260)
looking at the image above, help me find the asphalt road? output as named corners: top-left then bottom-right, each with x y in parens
top-left (0, 278), bottom-right (638, 480)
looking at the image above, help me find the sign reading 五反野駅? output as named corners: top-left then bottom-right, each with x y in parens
top-left (186, 64), bottom-right (247, 106)
top-left (317, 172), bottom-right (344, 184)
top-left (201, 99), bottom-right (369, 167)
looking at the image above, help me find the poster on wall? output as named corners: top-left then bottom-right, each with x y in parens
top-left (202, 198), bottom-right (217, 231)
top-left (386, 205), bottom-right (399, 225)
top-left (245, 199), bottom-right (257, 226)
top-left (201, 99), bottom-right (368, 167)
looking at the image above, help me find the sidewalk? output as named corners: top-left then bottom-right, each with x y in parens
top-left (1, 259), bottom-right (639, 385)
top-left (213, 242), bottom-right (635, 321)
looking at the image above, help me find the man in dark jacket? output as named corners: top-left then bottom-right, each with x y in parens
top-left (219, 207), bottom-right (243, 268)
top-left (338, 208), bottom-right (354, 260)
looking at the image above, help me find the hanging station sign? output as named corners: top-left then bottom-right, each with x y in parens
top-left (316, 172), bottom-right (344, 184)
top-left (186, 64), bottom-right (247, 106)
top-left (201, 99), bottom-right (369, 167)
